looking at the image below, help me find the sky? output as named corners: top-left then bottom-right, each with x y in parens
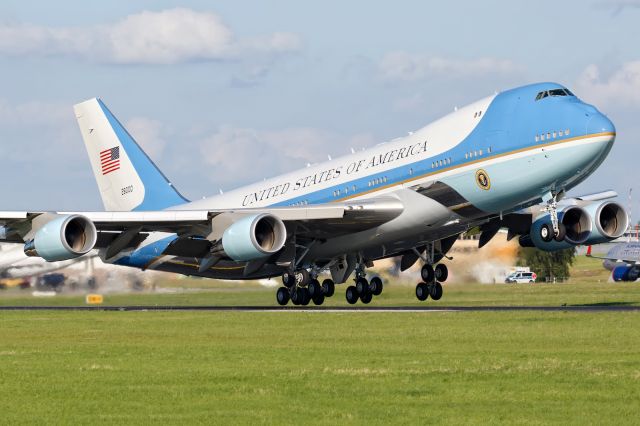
top-left (0, 0), bottom-right (638, 223)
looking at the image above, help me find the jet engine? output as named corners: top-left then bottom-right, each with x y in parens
top-left (220, 213), bottom-right (287, 261)
top-left (520, 206), bottom-right (592, 251)
top-left (581, 201), bottom-right (629, 245)
top-left (24, 214), bottom-right (97, 261)
top-left (612, 265), bottom-right (639, 282)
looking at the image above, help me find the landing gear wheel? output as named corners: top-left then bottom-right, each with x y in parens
top-left (540, 223), bottom-right (553, 243)
top-left (369, 276), bottom-right (383, 296)
top-left (346, 286), bottom-right (359, 305)
top-left (282, 271), bottom-right (295, 288)
top-left (360, 291), bottom-right (373, 304)
top-left (312, 291), bottom-right (325, 306)
top-left (421, 264), bottom-right (434, 283)
top-left (355, 277), bottom-right (369, 295)
top-left (296, 269), bottom-right (310, 286)
top-left (290, 287), bottom-right (301, 305)
top-left (434, 264), bottom-right (448, 282)
top-left (299, 287), bottom-right (311, 306)
top-left (276, 287), bottom-right (290, 305)
top-left (416, 283), bottom-right (429, 301)
top-left (553, 223), bottom-right (567, 242)
top-left (308, 279), bottom-right (321, 298)
top-left (321, 279), bottom-right (335, 297)
top-left (429, 282), bottom-right (443, 300)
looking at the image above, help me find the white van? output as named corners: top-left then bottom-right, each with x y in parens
top-left (505, 271), bottom-right (537, 284)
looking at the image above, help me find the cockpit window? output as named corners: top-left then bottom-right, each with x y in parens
top-left (535, 88), bottom-right (575, 101)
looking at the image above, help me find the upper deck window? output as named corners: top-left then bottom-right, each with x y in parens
top-left (535, 88), bottom-right (575, 101)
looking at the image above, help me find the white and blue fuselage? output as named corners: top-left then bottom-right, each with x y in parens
top-left (113, 82), bottom-right (616, 278)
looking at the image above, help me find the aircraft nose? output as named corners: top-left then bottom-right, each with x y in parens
top-left (587, 112), bottom-right (616, 135)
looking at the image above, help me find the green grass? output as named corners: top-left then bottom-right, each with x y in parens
top-left (1, 256), bottom-right (639, 424)
top-left (1, 311), bottom-right (639, 424)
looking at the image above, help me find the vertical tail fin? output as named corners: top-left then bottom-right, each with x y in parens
top-left (74, 98), bottom-right (188, 211)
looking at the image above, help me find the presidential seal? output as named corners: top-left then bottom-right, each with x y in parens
top-left (475, 169), bottom-right (491, 190)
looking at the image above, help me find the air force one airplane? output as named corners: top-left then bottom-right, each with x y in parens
top-left (0, 82), bottom-right (629, 305)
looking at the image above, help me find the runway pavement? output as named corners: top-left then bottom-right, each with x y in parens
top-left (0, 305), bottom-right (638, 312)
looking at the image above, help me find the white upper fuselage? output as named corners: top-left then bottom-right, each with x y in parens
top-left (178, 95), bottom-right (494, 211)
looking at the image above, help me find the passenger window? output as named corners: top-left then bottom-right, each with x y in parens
top-left (547, 132), bottom-right (551, 139)
top-left (558, 130), bottom-right (563, 137)
top-left (479, 149), bottom-right (483, 155)
top-left (552, 131), bottom-right (557, 138)
top-left (535, 135), bottom-right (539, 142)
top-left (566, 129), bottom-right (570, 135)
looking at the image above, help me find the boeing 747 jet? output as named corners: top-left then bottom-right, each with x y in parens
top-left (0, 83), bottom-right (629, 305)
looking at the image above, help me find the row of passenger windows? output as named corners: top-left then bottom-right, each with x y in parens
top-left (535, 88), bottom-right (574, 101)
top-left (368, 176), bottom-right (388, 187)
top-left (465, 146), bottom-right (492, 159)
top-left (432, 158), bottom-right (451, 168)
top-left (535, 129), bottom-right (570, 142)
top-left (291, 200), bottom-right (309, 206)
top-left (332, 184), bottom-right (359, 197)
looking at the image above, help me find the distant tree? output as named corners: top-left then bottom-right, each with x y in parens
top-left (516, 247), bottom-right (575, 282)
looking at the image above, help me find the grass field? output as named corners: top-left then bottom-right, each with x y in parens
top-left (1, 310), bottom-right (639, 424)
top-left (1, 256), bottom-right (639, 424)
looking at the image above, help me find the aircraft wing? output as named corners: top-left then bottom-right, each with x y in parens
top-left (586, 245), bottom-right (639, 265)
top-left (0, 197), bottom-right (404, 258)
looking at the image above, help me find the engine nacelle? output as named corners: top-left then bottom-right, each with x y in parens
top-left (221, 213), bottom-right (286, 261)
top-left (582, 201), bottom-right (629, 245)
top-left (24, 214), bottom-right (97, 261)
top-left (612, 265), bottom-right (639, 282)
top-left (521, 206), bottom-right (592, 251)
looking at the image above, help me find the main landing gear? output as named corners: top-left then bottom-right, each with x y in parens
top-left (415, 263), bottom-right (446, 302)
top-left (345, 274), bottom-right (383, 305)
top-left (276, 269), bottom-right (336, 306)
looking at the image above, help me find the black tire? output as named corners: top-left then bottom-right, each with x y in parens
top-left (540, 223), bottom-right (553, 242)
top-left (416, 283), bottom-right (429, 301)
top-left (282, 271), bottom-right (295, 288)
top-left (296, 269), bottom-right (310, 286)
top-left (312, 292), bottom-right (325, 305)
top-left (355, 277), bottom-right (369, 295)
top-left (322, 279), bottom-right (335, 297)
top-left (276, 287), bottom-right (290, 306)
top-left (554, 223), bottom-right (567, 242)
top-left (291, 287), bottom-right (301, 305)
top-left (360, 291), bottom-right (373, 304)
top-left (628, 267), bottom-right (639, 282)
top-left (369, 276), bottom-right (383, 296)
top-left (300, 288), bottom-right (311, 306)
top-left (434, 264), bottom-right (448, 282)
top-left (346, 286), bottom-right (359, 304)
top-left (308, 279), bottom-right (321, 297)
top-left (430, 282), bottom-right (443, 300)
top-left (421, 264), bottom-right (434, 283)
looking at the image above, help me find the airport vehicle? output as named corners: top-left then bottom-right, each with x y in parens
top-left (0, 83), bottom-right (629, 305)
top-left (0, 277), bottom-right (30, 289)
top-left (587, 243), bottom-right (640, 282)
top-left (505, 271), bottom-right (537, 284)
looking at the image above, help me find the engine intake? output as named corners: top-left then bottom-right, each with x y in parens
top-left (582, 201), bottom-right (629, 245)
top-left (221, 213), bottom-right (287, 261)
top-left (24, 214), bottom-right (97, 261)
top-left (561, 206), bottom-right (592, 245)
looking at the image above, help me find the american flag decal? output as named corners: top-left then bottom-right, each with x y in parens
top-left (100, 146), bottom-right (120, 175)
